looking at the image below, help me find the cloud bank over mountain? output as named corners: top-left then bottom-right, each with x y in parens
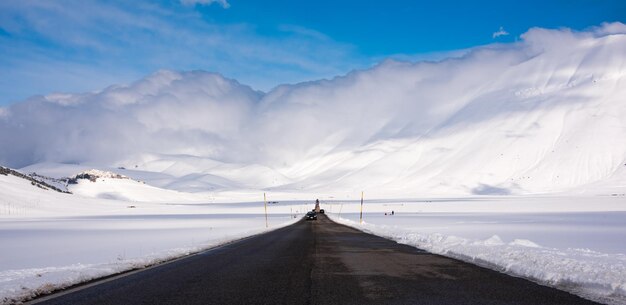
top-left (1, 23), bottom-right (625, 196)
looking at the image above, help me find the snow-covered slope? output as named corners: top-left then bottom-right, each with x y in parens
top-left (1, 23), bottom-right (626, 198)
top-left (66, 170), bottom-right (208, 203)
top-left (0, 169), bottom-right (122, 217)
top-left (6, 164), bottom-right (214, 203)
top-left (262, 24), bottom-right (626, 197)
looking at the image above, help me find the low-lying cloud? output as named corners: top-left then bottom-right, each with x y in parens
top-left (1, 23), bottom-right (625, 195)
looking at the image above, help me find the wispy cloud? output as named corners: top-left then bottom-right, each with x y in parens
top-left (492, 26), bottom-right (509, 38)
top-left (180, 0), bottom-right (230, 8)
top-left (0, 0), bottom-right (363, 104)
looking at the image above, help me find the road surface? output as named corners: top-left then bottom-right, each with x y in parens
top-left (31, 214), bottom-right (600, 305)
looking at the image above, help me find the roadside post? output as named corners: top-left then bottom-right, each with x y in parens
top-left (359, 191), bottom-right (364, 224)
top-left (264, 193), bottom-right (268, 228)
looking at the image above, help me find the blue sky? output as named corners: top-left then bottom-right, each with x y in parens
top-left (1, 0), bottom-right (624, 106)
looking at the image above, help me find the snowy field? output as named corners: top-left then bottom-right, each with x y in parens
top-left (0, 206), bottom-right (304, 304)
top-left (0, 171), bottom-right (309, 304)
top-left (326, 197), bottom-right (626, 305)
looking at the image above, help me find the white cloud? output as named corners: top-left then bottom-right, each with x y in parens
top-left (180, 0), bottom-right (230, 8)
top-left (590, 21), bottom-right (626, 36)
top-left (492, 26), bottom-right (509, 38)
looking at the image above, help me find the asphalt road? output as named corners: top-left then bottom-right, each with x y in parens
top-left (31, 214), bottom-right (600, 305)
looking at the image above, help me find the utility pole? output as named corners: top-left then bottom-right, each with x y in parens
top-left (264, 193), bottom-right (268, 228)
top-left (359, 191), bottom-right (364, 224)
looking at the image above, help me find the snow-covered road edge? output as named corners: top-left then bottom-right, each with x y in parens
top-left (0, 217), bottom-right (300, 305)
top-left (327, 213), bottom-right (626, 305)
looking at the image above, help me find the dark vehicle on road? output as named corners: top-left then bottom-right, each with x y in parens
top-left (305, 211), bottom-right (317, 220)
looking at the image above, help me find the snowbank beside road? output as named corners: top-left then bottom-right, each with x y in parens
top-left (327, 200), bottom-right (626, 305)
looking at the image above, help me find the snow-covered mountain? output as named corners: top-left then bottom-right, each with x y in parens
top-left (1, 23), bottom-right (625, 199)
top-left (0, 166), bottom-right (69, 193)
